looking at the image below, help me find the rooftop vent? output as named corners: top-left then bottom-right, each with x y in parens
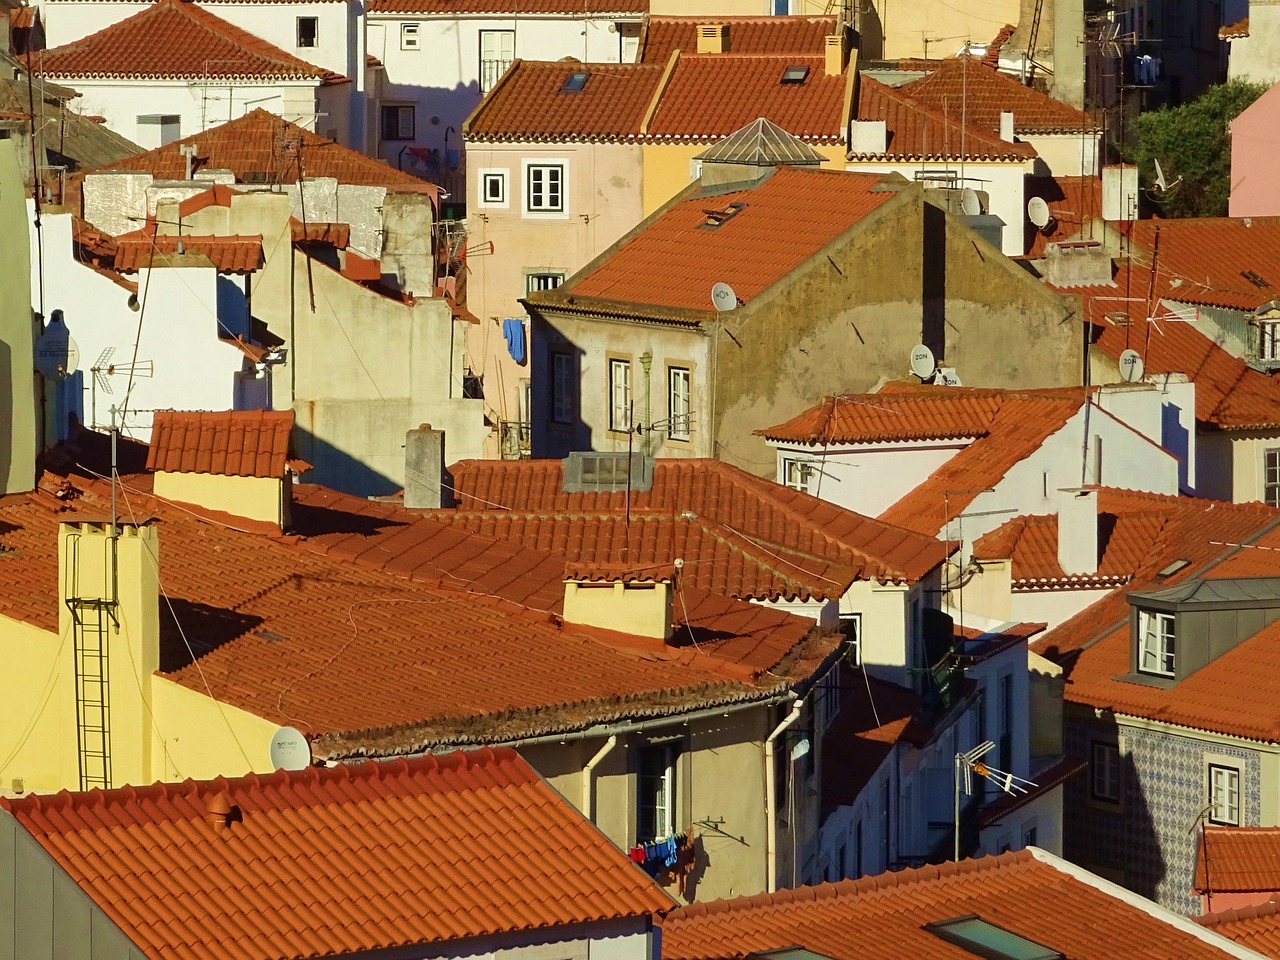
top-left (1242, 269), bottom-right (1270, 289)
top-left (781, 65), bottom-right (810, 84)
top-left (697, 23), bottom-right (728, 54)
top-left (699, 201), bottom-right (748, 230)
top-left (563, 452), bottom-right (654, 493)
top-left (561, 70), bottom-right (590, 92)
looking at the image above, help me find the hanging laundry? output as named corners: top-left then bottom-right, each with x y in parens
top-left (502, 318), bottom-right (526, 364)
top-left (628, 845), bottom-right (646, 864)
top-left (446, 148), bottom-right (461, 170)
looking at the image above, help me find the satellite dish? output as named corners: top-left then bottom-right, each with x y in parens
top-left (269, 726), bottom-right (312, 771)
top-left (711, 281), bottom-right (738, 312)
top-left (35, 309), bottom-right (80, 379)
top-left (1118, 348), bottom-right (1145, 383)
top-left (936, 367), bottom-right (962, 386)
top-left (1154, 158), bottom-right (1168, 192)
top-left (1027, 196), bottom-right (1051, 228)
top-left (909, 343), bottom-right (936, 379)
top-left (960, 188), bottom-right (982, 216)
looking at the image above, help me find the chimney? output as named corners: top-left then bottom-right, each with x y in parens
top-left (563, 578), bottom-right (675, 642)
top-left (697, 23), bottom-right (728, 54)
top-left (1102, 164), bottom-right (1138, 222)
top-left (1057, 488), bottom-right (1099, 577)
top-left (1000, 111), bottom-right (1015, 143)
top-left (1042, 240), bottom-right (1113, 287)
top-left (825, 33), bottom-right (846, 76)
top-left (850, 120), bottom-right (888, 155)
top-left (58, 521), bottom-right (160, 788)
top-left (404, 424), bottom-right (450, 509)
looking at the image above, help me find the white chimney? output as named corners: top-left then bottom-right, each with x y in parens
top-left (850, 120), bottom-right (888, 155)
top-left (404, 425), bottom-right (450, 509)
top-left (1057, 488), bottom-right (1098, 577)
top-left (999, 111), bottom-right (1015, 143)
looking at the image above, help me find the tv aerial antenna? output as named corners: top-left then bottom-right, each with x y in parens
top-left (90, 347), bottom-right (155, 429)
top-left (953, 740), bottom-right (1038, 861)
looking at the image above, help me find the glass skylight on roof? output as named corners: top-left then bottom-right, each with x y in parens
top-left (924, 916), bottom-right (1063, 960)
top-left (780, 65), bottom-right (810, 84)
top-left (561, 71), bottom-right (590, 92)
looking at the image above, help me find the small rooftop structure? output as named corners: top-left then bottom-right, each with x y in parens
top-left (694, 117), bottom-right (825, 168)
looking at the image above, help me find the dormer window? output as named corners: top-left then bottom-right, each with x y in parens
top-left (1261, 320), bottom-right (1280, 362)
top-left (1137, 610), bottom-right (1175, 677)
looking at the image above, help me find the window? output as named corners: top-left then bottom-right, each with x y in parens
top-left (296, 16), bottom-right (318, 48)
top-left (926, 916), bottom-right (1063, 960)
top-left (561, 71), bottom-right (590, 92)
top-left (780, 64), bottom-right (810, 84)
top-left (1091, 742), bottom-right (1120, 804)
top-left (400, 22), bottom-right (420, 50)
top-left (782, 457), bottom-right (813, 493)
top-left (1262, 322), bottom-right (1280, 361)
top-left (840, 612), bottom-right (862, 666)
top-left (551, 351), bottom-right (573, 424)
top-left (998, 672), bottom-right (1013, 773)
top-left (525, 163), bottom-right (564, 213)
top-left (479, 29), bottom-right (515, 93)
top-left (525, 272), bottom-right (564, 295)
top-left (1267, 449), bottom-right (1280, 508)
top-left (609, 357), bottom-right (632, 433)
top-left (1209, 765), bottom-right (1241, 825)
top-left (853, 820), bottom-right (863, 878)
top-left (1023, 824), bottom-right (1038, 848)
top-left (668, 366), bottom-right (691, 440)
top-left (380, 104), bottom-right (415, 141)
top-left (481, 171), bottom-right (507, 206)
top-left (1137, 610), bottom-right (1175, 677)
top-left (637, 742), bottom-right (678, 841)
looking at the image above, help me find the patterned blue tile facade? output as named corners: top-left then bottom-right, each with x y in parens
top-left (1064, 715), bottom-right (1260, 914)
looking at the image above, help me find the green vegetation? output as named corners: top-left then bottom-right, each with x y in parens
top-left (1132, 80), bottom-right (1266, 218)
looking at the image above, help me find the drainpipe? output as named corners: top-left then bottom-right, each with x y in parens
top-left (581, 734), bottom-right (618, 821)
top-left (639, 350), bottom-right (652, 455)
top-left (764, 697), bottom-right (804, 893)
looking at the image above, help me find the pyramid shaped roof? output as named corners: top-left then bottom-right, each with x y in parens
top-left (694, 117), bottom-right (824, 166)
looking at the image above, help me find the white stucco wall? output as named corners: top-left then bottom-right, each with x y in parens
top-left (1009, 586), bottom-right (1113, 631)
top-left (1227, 430), bottom-right (1280, 505)
top-left (1025, 133), bottom-right (1101, 178)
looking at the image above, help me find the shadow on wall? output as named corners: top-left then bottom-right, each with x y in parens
top-left (922, 201), bottom-right (947, 364)
top-left (1161, 401), bottom-right (1192, 492)
top-left (854, 11), bottom-right (886, 61)
top-left (528, 321), bottom-right (592, 459)
top-left (373, 82), bottom-right (478, 182)
top-left (0, 338), bottom-right (10, 491)
top-left (291, 422), bottom-right (400, 497)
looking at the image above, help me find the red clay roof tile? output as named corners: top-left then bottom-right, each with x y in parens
top-left (177, 183), bottom-right (239, 217)
top-left (1196, 827), bottom-right (1280, 893)
top-left (640, 16), bottom-right (836, 63)
top-left (113, 228), bottom-right (264, 273)
top-left (551, 167), bottom-right (895, 314)
top-left (1200, 902), bottom-right (1280, 956)
top-left (2, 749), bottom-right (674, 960)
top-left (28, 0), bottom-right (342, 82)
top-left (664, 848), bottom-right (1246, 959)
top-left (1220, 17), bottom-right (1250, 40)
top-left (146, 410), bottom-right (293, 478)
top-left (1128, 217), bottom-right (1280, 311)
top-left (88, 109), bottom-right (436, 194)
top-left (1023, 174), bottom-right (1103, 257)
top-left (369, 0), bottom-right (643, 11)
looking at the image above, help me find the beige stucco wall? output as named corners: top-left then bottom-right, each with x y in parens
top-left (643, 143), bottom-right (846, 217)
top-left (648, 0), bottom-right (830, 12)
top-left (862, 0), bottom-right (1022, 60)
top-left (153, 471), bottom-right (283, 526)
top-left (0, 139), bottom-right (35, 494)
top-left (148, 676), bottom-right (277, 782)
top-left (564, 581), bottom-right (673, 639)
top-left (1227, 430), bottom-right (1280, 505)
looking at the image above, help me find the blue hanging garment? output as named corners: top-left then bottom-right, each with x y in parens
top-left (503, 318), bottom-right (526, 364)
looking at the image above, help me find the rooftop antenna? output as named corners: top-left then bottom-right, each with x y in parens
top-left (1148, 158), bottom-right (1183, 201)
top-left (953, 741), bottom-right (1038, 861)
top-left (1027, 196), bottom-right (1051, 229)
top-left (909, 343), bottom-right (936, 380)
top-left (959, 187), bottom-right (982, 216)
top-left (711, 281), bottom-right (738, 311)
top-left (269, 726), bottom-right (312, 770)
top-left (89, 347), bottom-right (155, 430)
top-left (1118, 348), bottom-right (1145, 382)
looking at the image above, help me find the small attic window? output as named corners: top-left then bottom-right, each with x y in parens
top-left (699, 201), bottom-right (748, 230)
top-left (780, 65), bottom-right (810, 84)
top-left (562, 71), bottom-right (590, 92)
top-left (1242, 269), bottom-right (1271, 289)
top-left (924, 916), bottom-right (1062, 960)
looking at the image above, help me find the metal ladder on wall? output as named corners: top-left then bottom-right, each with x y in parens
top-left (64, 533), bottom-right (118, 792)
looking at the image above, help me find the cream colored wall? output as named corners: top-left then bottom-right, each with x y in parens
top-left (153, 471), bottom-right (283, 526)
top-left (0, 139), bottom-right (35, 494)
top-left (961, 559), bottom-right (1011, 621)
top-left (866, 0), bottom-right (1022, 59)
top-left (148, 676), bottom-right (277, 782)
top-left (642, 144), bottom-right (846, 217)
top-left (563, 581), bottom-right (673, 640)
top-left (1229, 431), bottom-right (1280, 504)
top-left (841, 580), bottom-right (908, 669)
top-left (0, 617), bottom-right (76, 795)
top-left (647, 0), bottom-right (832, 12)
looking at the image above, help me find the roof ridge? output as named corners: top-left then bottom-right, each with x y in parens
top-left (1198, 900), bottom-right (1280, 926)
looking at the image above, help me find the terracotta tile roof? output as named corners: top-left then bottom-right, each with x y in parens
top-left (88, 109), bottom-right (437, 194)
top-left (663, 848), bottom-right (1249, 960)
top-left (1127, 217), bottom-right (1280, 311)
top-left (113, 226), bottom-right (264, 273)
top-left (8, 6), bottom-right (35, 29)
top-left (548, 167), bottom-right (895, 315)
top-left (0, 471), bottom-right (829, 757)
top-left (1196, 827), bottom-right (1280, 893)
top-left (1029, 490), bottom-right (1280, 740)
top-left (177, 183), bottom-right (239, 216)
top-left (1023, 174), bottom-right (1103, 257)
top-left (27, 0), bottom-right (344, 82)
top-left (146, 410), bottom-right (294, 478)
top-left (982, 23), bottom-right (1017, 67)
top-left (821, 673), bottom-right (921, 807)
top-left (2, 749), bottom-right (674, 960)
top-left (1058, 260), bottom-right (1280, 430)
top-left (465, 60), bottom-right (665, 143)
top-left (1220, 17), bottom-right (1250, 40)
top-left (1200, 902), bottom-right (1280, 956)
top-left (640, 15), bottom-right (836, 63)
top-left (899, 57), bottom-right (1098, 134)
top-left (369, 0), bottom-right (644, 12)
top-left (290, 218), bottom-right (351, 247)
top-left (646, 53), bottom-right (847, 142)
top-left (854, 74), bottom-right (1036, 161)
top-left (446, 457), bottom-right (952, 591)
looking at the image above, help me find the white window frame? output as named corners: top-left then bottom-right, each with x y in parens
top-left (525, 271), bottom-right (564, 295)
top-left (1137, 610), bottom-right (1175, 677)
top-left (400, 22), bottom-right (421, 50)
top-left (1266, 448), bottom-right (1280, 508)
top-left (1091, 741), bottom-right (1121, 804)
top-left (478, 168), bottom-right (509, 209)
top-left (841, 612), bottom-right (862, 666)
top-left (1261, 322), bottom-right (1280, 361)
top-left (609, 357), bottom-right (632, 433)
top-left (551, 351), bottom-right (573, 424)
top-left (479, 29), bottom-right (515, 93)
top-left (523, 160), bottom-right (567, 217)
top-left (296, 15), bottom-right (319, 48)
top-left (668, 365), bottom-right (691, 441)
top-left (380, 103), bottom-right (415, 142)
top-left (637, 742), bottom-right (678, 842)
top-left (1209, 764), bottom-right (1241, 825)
top-left (782, 456), bottom-right (814, 493)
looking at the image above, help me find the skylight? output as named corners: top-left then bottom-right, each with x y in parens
top-left (780, 65), bottom-right (810, 84)
top-left (924, 916), bottom-right (1063, 960)
top-left (562, 71), bottom-right (590, 92)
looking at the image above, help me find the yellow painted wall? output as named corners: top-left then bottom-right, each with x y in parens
top-left (153, 471), bottom-right (283, 526)
top-left (648, 0), bottom-right (829, 13)
top-left (0, 616), bottom-right (77, 795)
top-left (641, 143), bottom-right (847, 216)
top-left (563, 581), bottom-right (673, 640)
top-left (865, 0), bottom-right (1022, 60)
top-left (148, 676), bottom-right (277, 782)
